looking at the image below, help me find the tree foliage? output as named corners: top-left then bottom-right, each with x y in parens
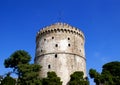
top-left (42, 71), bottom-right (62, 85)
top-left (69, 71), bottom-right (89, 85)
top-left (0, 74), bottom-right (16, 85)
top-left (17, 64), bottom-right (42, 85)
top-left (89, 61), bottom-right (120, 85)
top-left (0, 75), bottom-right (3, 83)
top-left (102, 61), bottom-right (120, 77)
top-left (3, 50), bottom-right (42, 85)
top-left (4, 50), bottom-right (31, 74)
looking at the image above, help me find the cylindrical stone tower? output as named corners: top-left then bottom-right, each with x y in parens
top-left (34, 22), bottom-right (86, 85)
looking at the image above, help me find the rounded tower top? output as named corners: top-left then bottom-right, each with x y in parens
top-left (36, 22), bottom-right (85, 42)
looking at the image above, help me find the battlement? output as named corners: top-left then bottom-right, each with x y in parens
top-left (36, 22), bottom-right (85, 42)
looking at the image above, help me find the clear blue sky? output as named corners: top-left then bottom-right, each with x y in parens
top-left (0, 0), bottom-right (120, 84)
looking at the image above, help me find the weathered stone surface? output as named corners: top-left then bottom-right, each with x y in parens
top-left (34, 22), bottom-right (86, 85)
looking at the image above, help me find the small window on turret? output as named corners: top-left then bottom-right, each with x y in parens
top-left (68, 37), bottom-right (70, 40)
top-left (52, 37), bottom-right (54, 39)
top-left (44, 39), bottom-right (46, 41)
top-left (48, 65), bottom-right (51, 69)
top-left (68, 44), bottom-right (70, 47)
top-left (55, 54), bottom-right (57, 58)
top-left (55, 44), bottom-right (58, 47)
top-left (41, 50), bottom-right (42, 52)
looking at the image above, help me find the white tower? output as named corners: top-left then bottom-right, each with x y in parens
top-left (35, 22), bottom-right (86, 85)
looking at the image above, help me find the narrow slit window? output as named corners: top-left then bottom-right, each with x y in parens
top-left (55, 54), bottom-right (57, 58)
top-left (55, 44), bottom-right (58, 47)
top-left (68, 44), bottom-right (70, 47)
top-left (48, 65), bottom-right (51, 69)
top-left (41, 50), bottom-right (43, 52)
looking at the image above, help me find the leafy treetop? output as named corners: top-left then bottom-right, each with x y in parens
top-left (69, 71), bottom-right (89, 85)
top-left (89, 61), bottom-right (120, 85)
top-left (42, 71), bottom-right (62, 85)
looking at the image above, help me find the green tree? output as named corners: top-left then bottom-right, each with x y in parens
top-left (0, 75), bottom-right (3, 84)
top-left (0, 74), bottom-right (16, 85)
top-left (4, 50), bottom-right (31, 74)
top-left (69, 71), bottom-right (89, 85)
top-left (42, 71), bottom-right (62, 85)
top-left (17, 64), bottom-right (42, 85)
top-left (89, 61), bottom-right (120, 85)
top-left (4, 50), bottom-right (42, 85)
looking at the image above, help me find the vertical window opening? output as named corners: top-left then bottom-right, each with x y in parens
top-left (44, 39), bottom-right (46, 41)
top-left (41, 49), bottom-right (42, 52)
top-left (68, 37), bottom-right (70, 40)
top-left (55, 54), bottom-right (57, 58)
top-left (48, 65), bottom-right (51, 69)
top-left (68, 44), bottom-right (70, 47)
top-left (55, 44), bottom-right (58, 47)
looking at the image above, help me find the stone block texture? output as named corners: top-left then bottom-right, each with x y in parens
top-left (34, 22), bottom-right (86, 85)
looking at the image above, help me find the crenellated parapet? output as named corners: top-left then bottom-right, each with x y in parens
top-left (36, 22), bottom-right (85, 42)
